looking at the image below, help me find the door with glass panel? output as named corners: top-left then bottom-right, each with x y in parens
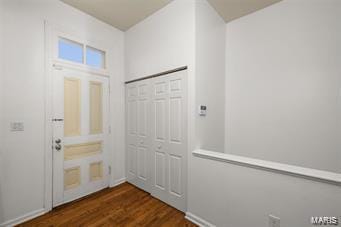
top-left (52, 67), bottom-right (110, 206)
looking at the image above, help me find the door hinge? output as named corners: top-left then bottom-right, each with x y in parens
top-left (108, 166), bottom-right (112, 175)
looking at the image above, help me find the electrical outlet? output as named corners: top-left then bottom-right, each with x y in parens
top-left (10, 122), bottom-right (24, 131)
top-left (269, 215), bottom-right (280, 227)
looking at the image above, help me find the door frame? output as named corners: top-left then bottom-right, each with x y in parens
top-left (44, 21), bottom-right (112, 212)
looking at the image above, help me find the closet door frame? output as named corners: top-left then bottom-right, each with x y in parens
top-left (125, 69), bottom-right (188, 212)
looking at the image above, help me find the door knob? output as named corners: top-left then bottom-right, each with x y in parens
top-left (55, 144), bottom-right (62, 151)
top-left (158, 144), bottom-right (162, 149)
top-left (55, 139), bottom-right (61, 144)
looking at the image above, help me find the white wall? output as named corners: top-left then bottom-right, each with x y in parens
top-left (187, 1), bottom-right (341, 226)
top-left (225, 0), bottom-right (341, 173)
top-left (125, 0), bottom-right (196, 81)
top-left (0, 0), bottom-right (125, 225)
top-left (188, 155), bottom-right (341, 227)
top-left (195, 0), bottom-right (225, 152)
top-left (125, 0), bottom-right (197, 155)
top-left (125, 0), bottom-right (226, 153)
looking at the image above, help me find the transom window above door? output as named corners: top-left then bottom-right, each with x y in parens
top-left (58, 37), bottom-right (106, 69)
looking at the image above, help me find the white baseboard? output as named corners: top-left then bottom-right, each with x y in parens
top-left (110, 177), bottom-right (126, 187)
top-left (0, 208), bottom-right (46, 227)
top-left (185, 212), bottom-right (215, 227)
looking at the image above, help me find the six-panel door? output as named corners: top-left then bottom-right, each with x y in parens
top-left (126, 70), bottom-right (187, 212)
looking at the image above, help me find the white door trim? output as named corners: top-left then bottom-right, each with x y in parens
top-left (44, 21), bottom-right (112, 213)
top-left (44, 20), bottom-right (54, 213)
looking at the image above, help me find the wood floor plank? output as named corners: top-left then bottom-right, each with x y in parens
top-left (17, 183), bottom-right (197, 227)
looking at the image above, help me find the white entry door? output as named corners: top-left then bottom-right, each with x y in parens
top-left (126, 80), bottom-right (151, 192)
top-left (151, 70), bottom-right (187, 212)
top-left (52, 67), bottom-right (110, 207)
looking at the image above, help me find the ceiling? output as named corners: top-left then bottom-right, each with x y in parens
top-left (61, 0), bottom-right (173, 31)
top-left (61, 0), bottom-right (282, 31)
top-left (207, 0), bottom-right (282, 23)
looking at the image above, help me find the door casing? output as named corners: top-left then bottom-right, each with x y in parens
top-left (44, 21), bottom-right (112, 212)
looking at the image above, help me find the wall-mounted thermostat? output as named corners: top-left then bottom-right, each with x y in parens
top-left (198, 105), bottom-right (207, 116)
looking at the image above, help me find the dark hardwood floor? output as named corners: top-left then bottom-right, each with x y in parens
top-left (18, 183), bottom-right (197, 227)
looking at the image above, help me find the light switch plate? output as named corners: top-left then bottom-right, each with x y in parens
top-left (10, 122), bottom-right (24, 131)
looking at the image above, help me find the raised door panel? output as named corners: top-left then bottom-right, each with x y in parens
top-left (155, 151), bottom-right (166, 190)
top-left (128, 144), bottom-right (137, 175)
top-left (64, 167), bottom-right (81, 190)
top-left (169, 154), bottom-right (182, 197)
top-left (154, 81), bottom-right (167, 96)
top-left (155, 99), bottom-right (166, 141)
top-left (137, 147), bottom-right (147, 180)
top-left (138, 98), bottom-right (148, 137)
top-left (64, 141), bottom-right (102, 160)
top-left (64, 78), bottom-right (81, 137)
top-left (89, 81), bottom-right (103, 134)
top-left (138, 83), bottom-right (148, 96)
top-left (127, 86), bottom-right (138, 98)
top-left (169, 97), bottom-right (182, 143)
top-left (89, 161), bottom-right (103, 182)
top-left (128, 100), bottom-right (137, 136)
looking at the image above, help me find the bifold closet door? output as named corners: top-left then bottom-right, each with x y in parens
top-left (151, 70), bottom-right (187, 212)
top-left (126, 80), bottom-right (151, 193)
